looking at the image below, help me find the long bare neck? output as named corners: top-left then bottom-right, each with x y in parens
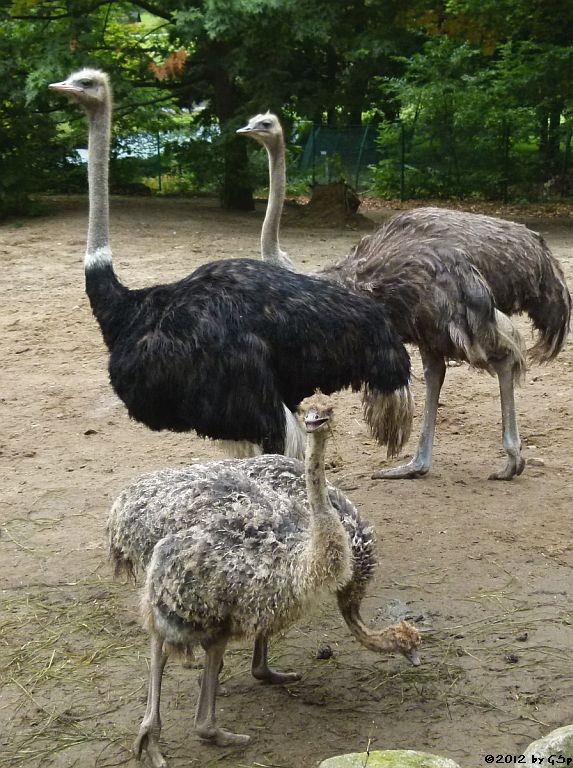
top-left (86, 103), bottom-right (112, 268)
top-left (304, 432), bottom-right (351, 586)
top-left (261, 135), bottom-right (295, 270)
top-left (337, 592), bottom-right (399, 654)
top-left (84, 93), bottom-right (131, 349)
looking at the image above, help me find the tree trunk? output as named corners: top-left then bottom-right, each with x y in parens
top-left (538, 102), bottom-right (563, 178)
top-left (220, 135), bottom-right (255, 211)
top-left (206, 41), bottom-right (255, 211)
top-left (547, 103), bottom-right (563, 176)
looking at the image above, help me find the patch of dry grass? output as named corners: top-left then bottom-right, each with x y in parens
top-left (0, 578), bottom-right (143, 767)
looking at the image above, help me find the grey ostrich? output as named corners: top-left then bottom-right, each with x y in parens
top-left (48, 70), bottom-right (414, 460)
top-left (238, 113), bottom-right (571, 480)
top-left (109, 399), bottom-right (421, 762)
top-left (237, 112), bottom-right (295, 271)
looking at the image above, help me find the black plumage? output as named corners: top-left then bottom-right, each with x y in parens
top-left (49, 69), bottom-right (413, 457)
top-left (88, 257), bottom-right (409, 451)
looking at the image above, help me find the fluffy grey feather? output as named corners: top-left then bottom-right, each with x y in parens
top-left (108, 455), bottom-right (375, 605)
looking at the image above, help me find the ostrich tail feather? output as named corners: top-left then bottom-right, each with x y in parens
top-left (527, 254), bottom-right (571, 363)
top-left (283, 405), bottom-right (306, 459)
top-left (362, 385), bottom-right (414, 458)
top-left (109, 548), bottom-right (137, 581)
top-left (217, 406), bottom-right (304, 459)
top-left (494, 309), bottom-right (527, 385)
top-left (217, 439), bottom-right (262, 459)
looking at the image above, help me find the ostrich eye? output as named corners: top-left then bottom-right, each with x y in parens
top-left (79, 79), bottom-right (94, 87)
top-left (261, 120), bottom-right (272, 128)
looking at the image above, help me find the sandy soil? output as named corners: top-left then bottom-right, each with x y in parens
top-left (1, 196), bottom-right (572, 768)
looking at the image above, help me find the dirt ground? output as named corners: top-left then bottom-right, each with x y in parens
top-left (1, 196), bottom-right (572, 768)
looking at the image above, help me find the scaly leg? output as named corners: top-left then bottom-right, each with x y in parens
top-left (196, 657), bottom-right (229, 696)
top-left (195, 636), bottom-right (250, 747)
top-left (488, 357), bottom-right (525, 480)
top-left (251, 634), bottom-right (301, 684)
top-left (374, 351), bottom-right (446, 479)
top-left (134, 632), bottom-right (169, 768)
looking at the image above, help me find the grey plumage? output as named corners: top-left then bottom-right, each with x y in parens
top-left (109, 401), bottom-right (421, 761)
top-left (108, 454), bottom-right (414, 655)
top-left (109, 456), bottom-right (375, 606)
top-left (239, 115), bottom-right (571, 480)
top-left (324, 207), bottom-right (570, 365)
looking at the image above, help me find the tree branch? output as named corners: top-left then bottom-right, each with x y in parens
top-left (128, 1), bottom-right (176, 22)
top-left (6, 0), bottom-right (114, 21)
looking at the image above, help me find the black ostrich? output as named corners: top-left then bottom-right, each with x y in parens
top-left (48, 70), bottom-right (413, 457)
top-left (238, 113), bottom-right (571, 479)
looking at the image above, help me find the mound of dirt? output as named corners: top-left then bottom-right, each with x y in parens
top-left (288, 182), bottom-right (374, 229)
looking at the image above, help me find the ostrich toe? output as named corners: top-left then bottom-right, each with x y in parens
top-left (488, 454), bottom-right (526, 481)
top-left (252, 665), bottom-right (302, 684)
top-left (251, 635), bottom-right (302, 684)
top-left (196, 724), bottom-right (251, 747)
top-left (372, 459), bottom-right (430, 480)
top-left (133, 728), bottom-right (167, 768)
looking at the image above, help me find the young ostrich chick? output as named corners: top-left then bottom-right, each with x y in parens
top-left (125, 399), bottom-right (420, 764)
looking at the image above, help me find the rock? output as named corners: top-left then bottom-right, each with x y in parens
top-left (319, 750), bottom-right (462, 768)
top-left (523, 724), bottom-right (573, 767)
top-left (527, 458), bottom-right (545, 467)
top-left (376, 598), bottom-right (410, 623)
top-left (316, 643), bottom-right (334, 660)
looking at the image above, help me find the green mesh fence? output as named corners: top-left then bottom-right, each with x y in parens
top-left (298, 124), bottom-right (378, 190)
top-left (297, 121), bottom-right (572, 200)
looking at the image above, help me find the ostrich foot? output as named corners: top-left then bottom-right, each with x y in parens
top-left (196, 724), bottom-right (251, 747)
top-left (251, 636), bottom-right (301, 684)
top-left (372, 459), bottom-right (430, 480)
top-left (488, 455), bottom-right (526, 481)
top-left (133, 727), bottom-right (167, 768)
top-left (252, 665), bottom-right (302, 685)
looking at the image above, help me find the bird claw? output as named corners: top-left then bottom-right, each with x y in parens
top-left (372, 462), bottom-right (430, 480)
top-left (252, 667), bottom-right (302, 685)
top-left (488, 455), bottom-right (525, 481)
top-left (134, 728), bottom-right (167, 768)
top-left (196, 725), bottom-right (251, 747)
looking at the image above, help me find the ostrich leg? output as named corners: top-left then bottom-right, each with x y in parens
top-left (134, 632), bottom-right (169, 768)
top-left (488, 356), bottom-right (525, 480)
top-left (251, 634), bottom-right (302, 684)
top-left (373, 349), bottom-right (446, 479)
top-left (195, 636), bottom-right (250, 746)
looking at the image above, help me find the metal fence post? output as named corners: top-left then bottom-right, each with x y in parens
top-left (355, 124), bottom-right (370, 190)
top-left (311, 125), bottom-right (316, 186)
top-left (400, 121), bottom-right (405, 201)
top-left (156, 131), bottom-right (162, 192)
top-left (501, 120), bottom-right (510, 203)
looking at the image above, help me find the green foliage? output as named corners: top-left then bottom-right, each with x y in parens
top-left (1, 0), bottom-right (572, 216)
top-left (371, 7), bottom-right (573, 201)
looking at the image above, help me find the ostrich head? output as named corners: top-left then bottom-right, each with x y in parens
top-left (302, 395), bottom-right (334, 435)
top-left (236, 112), bottom-right (283, 148)
top-left (380, 620), bottom-right (422, 665)
top-left (49, 68), bottom-right (110, 110)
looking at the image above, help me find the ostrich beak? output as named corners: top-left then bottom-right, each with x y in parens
top-left (405, 648), bottom-right (421, 666)
top-left (49, 81), bottom-right (81, 95)
top-left (236, 124), bottom-right (251, 134)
